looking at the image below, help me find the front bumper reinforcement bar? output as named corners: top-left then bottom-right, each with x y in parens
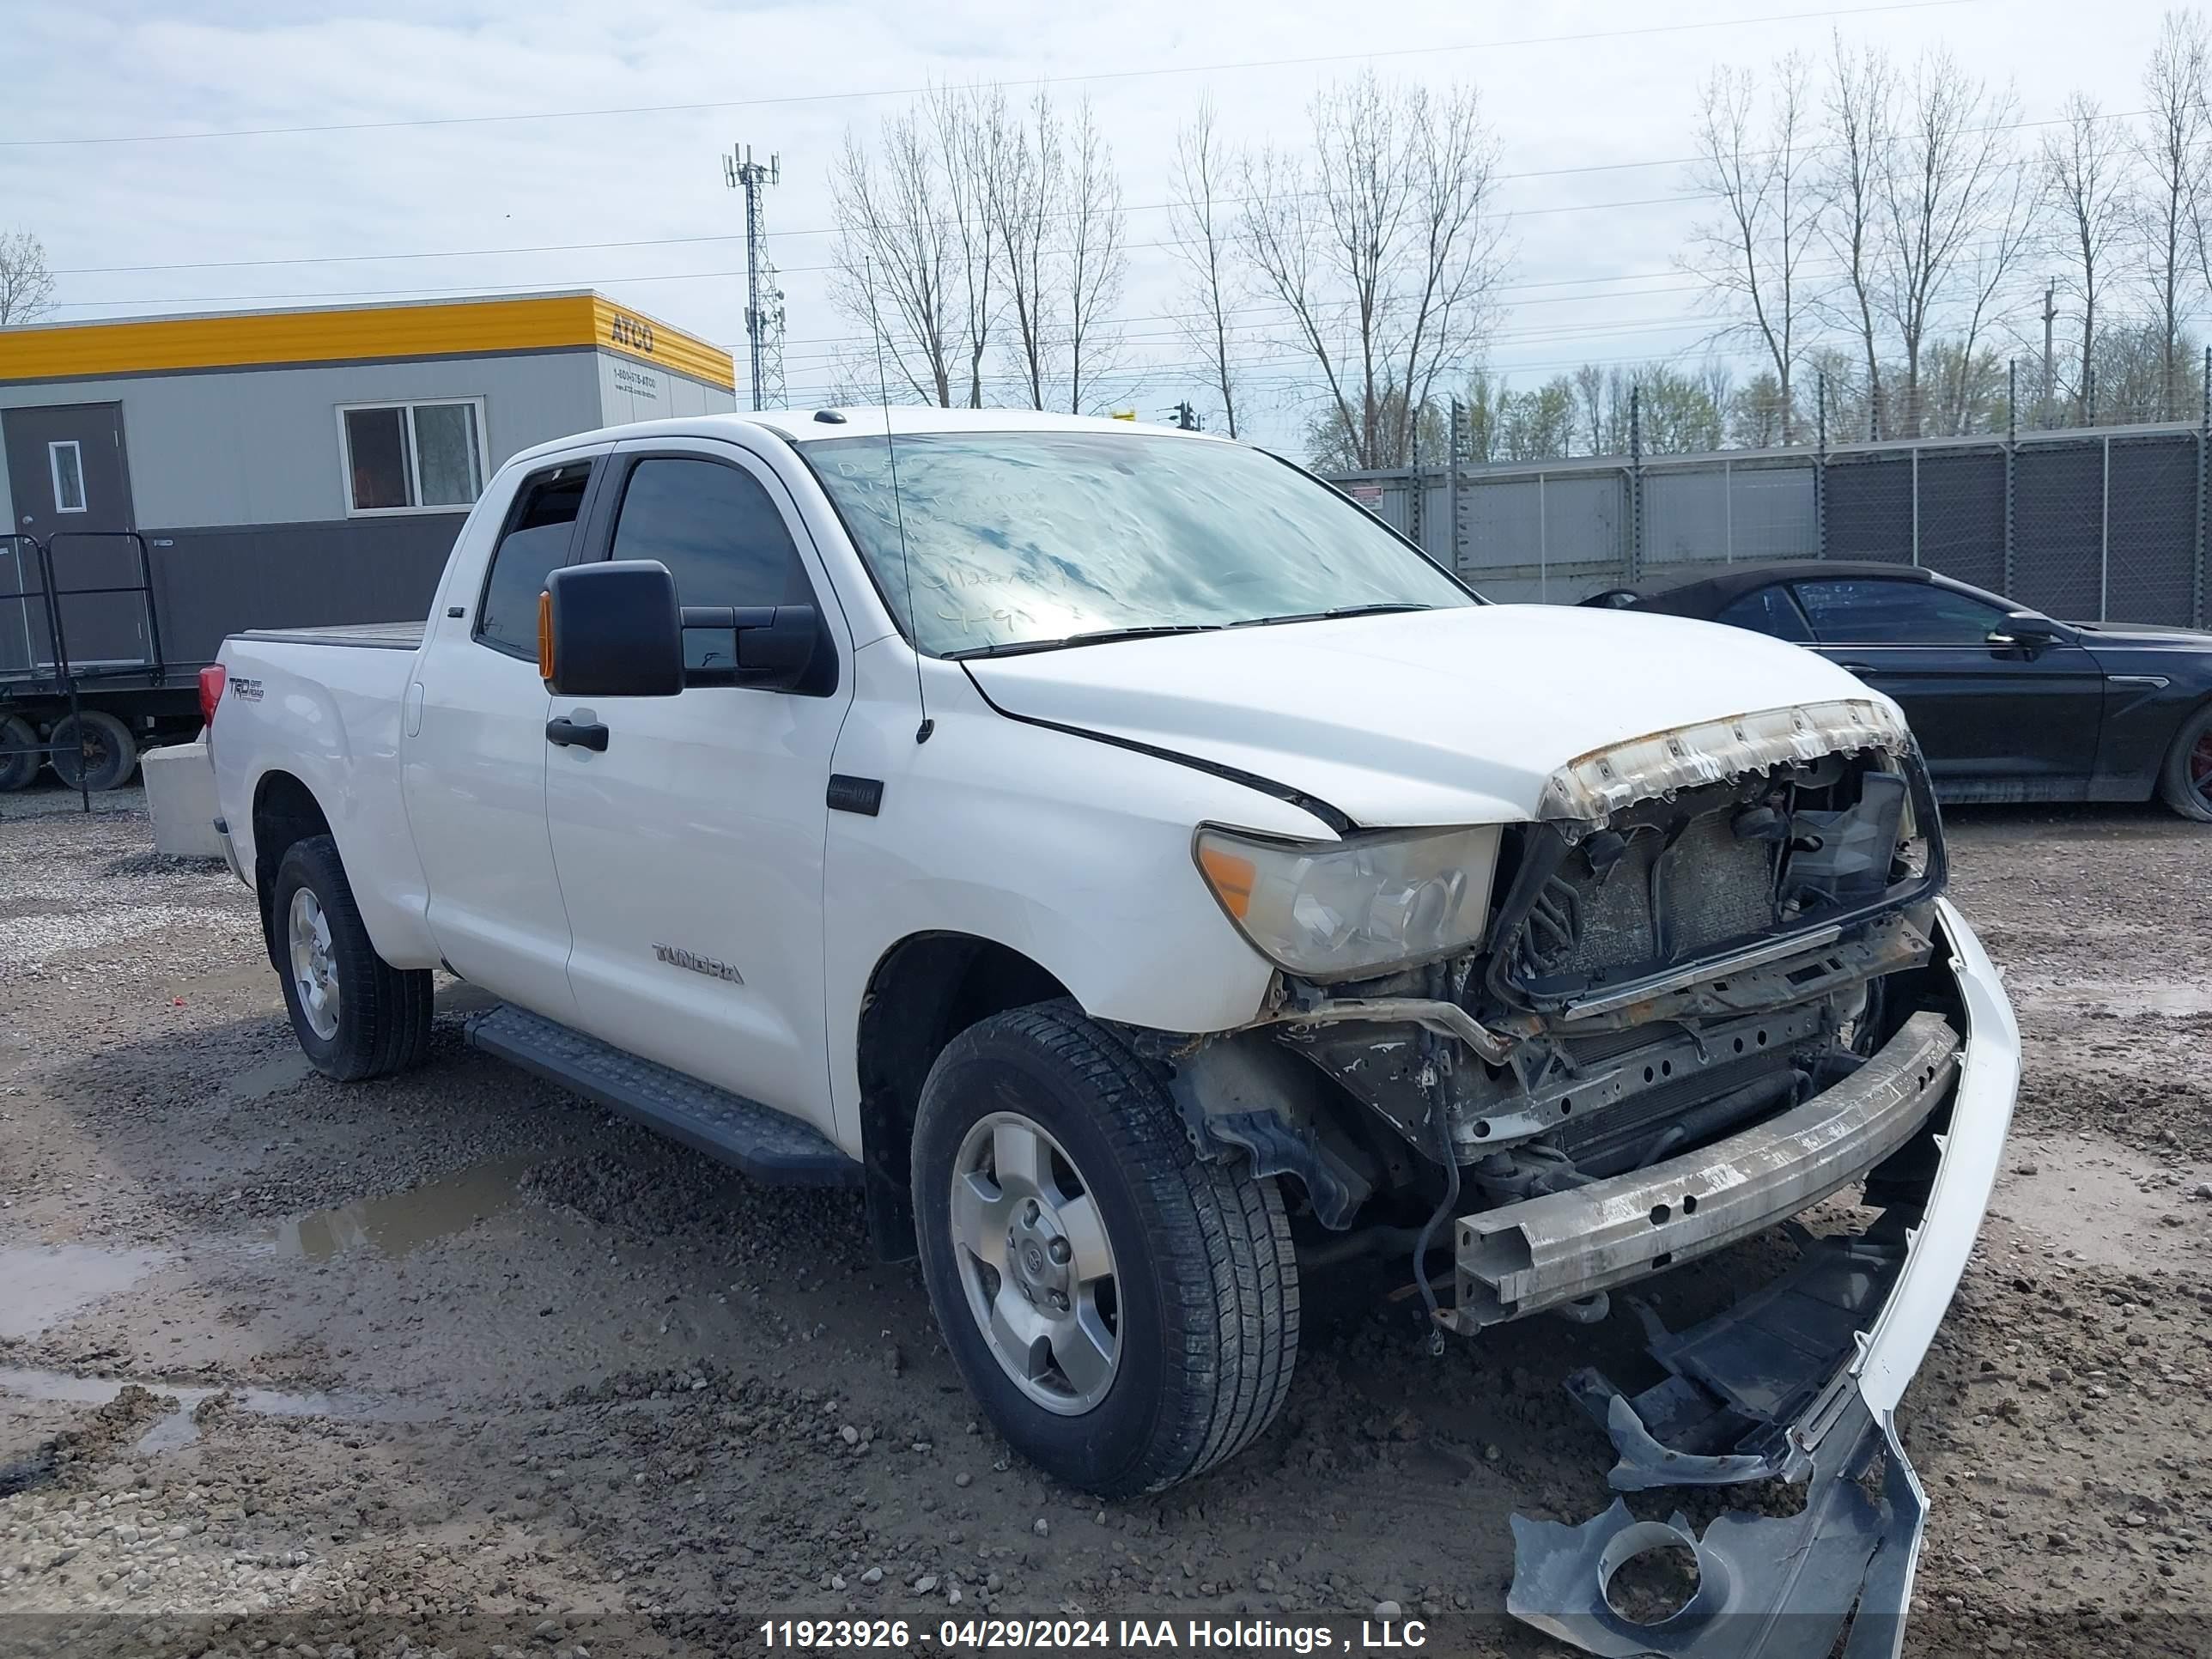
top-left (1443, 1011), bottom-right (1961, 1332)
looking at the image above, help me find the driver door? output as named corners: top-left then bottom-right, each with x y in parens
top-left (543, 437), bottom-right (852, 1132)
top-left (1788, 575), bottom-right (2105, 793)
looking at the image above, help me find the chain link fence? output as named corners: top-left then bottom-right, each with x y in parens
top-left (1329, 418), bottom-right (2211, 628)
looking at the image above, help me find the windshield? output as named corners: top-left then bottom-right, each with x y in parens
top-left (802, 430), bottom-right (1474, 657)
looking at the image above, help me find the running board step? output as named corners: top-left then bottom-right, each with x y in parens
top-left (465, 1005), bottom-right (860, 1188)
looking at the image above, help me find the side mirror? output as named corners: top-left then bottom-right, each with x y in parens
top-left (1988, 611), bottom-right (2063, 652)
top-left (680, 604), bottom-right (818, 691)
top-left (539, 561), bottom-right (684, 697)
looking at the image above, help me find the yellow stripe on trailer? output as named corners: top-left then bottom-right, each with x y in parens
top-left (0, 291), bottom-right (736, 393)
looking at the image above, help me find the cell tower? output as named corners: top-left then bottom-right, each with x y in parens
top-left (722, 143), bottom-right (787, 410)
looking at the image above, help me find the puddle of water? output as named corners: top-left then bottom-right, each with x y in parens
top-left (222, 1050), bottom-right (313, 1103)
top-left (0, 1244), bottom-right (170, 1340)
top-left (0, 1365), bottom-right (432, 1453)
top-left (271, 1158), bottom-right (533, 1261)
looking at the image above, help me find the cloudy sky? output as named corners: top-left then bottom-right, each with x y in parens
top-left (0, 0), bottom-right (2191, 446)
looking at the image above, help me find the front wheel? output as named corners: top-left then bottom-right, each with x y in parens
top-left (271, 835), bottom-right (433, 1081)
top-left (912, 1004), bottom-right (1298, 1496)
top-left (2160, 703), bottom-right (2212, 823)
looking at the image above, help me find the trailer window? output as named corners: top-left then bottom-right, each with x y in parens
top-left (48, 441), bottom-right (87, 514)
top-left (341, 400), bottom-right (486, 515)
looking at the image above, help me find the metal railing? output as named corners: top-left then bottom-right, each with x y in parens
top-left (0, 529), bottom-right (163, 813)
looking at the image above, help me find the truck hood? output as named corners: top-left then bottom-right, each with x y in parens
top-left (964, 605), bottom-right (1889, 829)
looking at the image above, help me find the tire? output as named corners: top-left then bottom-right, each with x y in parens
top-left (48, 709), bottom-right (137, 791)
top-left (912, 1003), bottom-right (1297, 1496)
top-left (2159, 703), bottom-right (2212, 823)
top-left (271, 835), bottom-right (433, 1082)
top-left (0, 716), bottom-right (36, 793)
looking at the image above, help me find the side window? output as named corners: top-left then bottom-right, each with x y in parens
top-left (1714, 585), bottom-right (1814, 642)
top-left (606, 458), bottom-right (814, 672)
top-left (1791, 579), bottom-right (2007, 645)
top-left (477, 462), bottom-right (592, 658)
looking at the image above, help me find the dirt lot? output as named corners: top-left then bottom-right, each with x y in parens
top-left (3, 783), bottom-right (2210, 1657)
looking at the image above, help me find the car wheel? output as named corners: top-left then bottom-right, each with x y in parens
top-left (47, 709), bottom-right (137, 791)
top-left (0, 716), bottom-right (37, 793)
top-left (272, 835), bottom-right (434, 1081)
top-left (2158, 703), bottom-right (2212, 823)
top-left (912, 1003), bottom-right (1298, 1497)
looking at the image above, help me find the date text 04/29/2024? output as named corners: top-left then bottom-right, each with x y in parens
top-left (757, 1618), bottom-right (1430, 1651)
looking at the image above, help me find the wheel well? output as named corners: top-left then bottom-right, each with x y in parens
top-left (855, 933), bottom-right (1072, 1260)
top-left (251, 772), bottom-right (332, 968)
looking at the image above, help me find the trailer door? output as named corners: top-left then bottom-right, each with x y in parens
top-left (3, 403), bottom-right (145, 667)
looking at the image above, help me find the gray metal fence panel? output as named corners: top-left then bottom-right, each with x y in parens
top-left (1914, 448), bottom-right (2006, 592)
top-left (2012, 444), bottom-right (2105, 620)
top-left (2105, 436), bottom-right (2197, 623)
top-left (1823, 456), bottom-right (1916, 564)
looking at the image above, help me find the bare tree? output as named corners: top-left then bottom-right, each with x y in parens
top-left (2136, 9), bottom-right (2211, 420)
top-left (929, 84), bottom-right (1004, 408)
top-left (1875, 48), bottom-right (2022, 436)
top-left (2045, 93), bottom-right (2130, 421)
top-left (1062, 96), bottom-right (1126, 415)
top-left (0, 229), bottom-right (56, 326)
top-left (1242, 70), bottom-right (1505, 470)
top-left (1169, 97), bottom-right (1243, 437)
top-left (1683, 52), bottom-right (1819, 441)
top-left (1942, 143), bottom-right (2044, 434)
top-left (830, 108), bottom-right (961, 404)
top-left (990, 93), bottom-right (1063, 410)
top-left (1818, 33), bottom-right (1895, 434)
top-left (1572, 362), bottom-right (1606, 453)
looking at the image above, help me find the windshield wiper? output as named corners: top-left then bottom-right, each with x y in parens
top-left (1225, 602), bottom-right (1436, 629)
top-left (945, 623), bottom-right (1224, 660)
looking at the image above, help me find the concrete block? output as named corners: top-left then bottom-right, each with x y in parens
top-left (142, 739), bottom-right (225, 858)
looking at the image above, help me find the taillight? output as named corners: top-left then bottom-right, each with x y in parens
top-left (198, 663), bottom-right (226, 728)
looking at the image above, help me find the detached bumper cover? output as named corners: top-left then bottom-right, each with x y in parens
top-left (1505, 898), bottom-right (2020, 1659)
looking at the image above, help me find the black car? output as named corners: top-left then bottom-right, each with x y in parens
top-left (1584, 561), bottom-right (2212, 821)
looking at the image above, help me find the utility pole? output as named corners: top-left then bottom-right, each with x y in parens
top-left (2042, 279), bottom-right (2057, 429)
top-left (722, 143), bottom-right (786, 411)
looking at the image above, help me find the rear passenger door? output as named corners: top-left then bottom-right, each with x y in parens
top-left (544, 437), bottom-right (852, 1133)
top-left (402, 452), bottom-right (607, 1018)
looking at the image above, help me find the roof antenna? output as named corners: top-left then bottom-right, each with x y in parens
top-left (865, 258), bottom-right (932, 744)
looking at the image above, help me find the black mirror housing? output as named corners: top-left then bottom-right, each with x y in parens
top-left (542, 561), bottom-right (684, 697)
top-left (1991, 610), bottom-right (2065, 651)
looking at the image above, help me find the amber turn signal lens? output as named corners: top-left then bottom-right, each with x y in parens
top-left (1197, 844), bottom-right (1256, 920)
top-left (537, 591), bottom-right (554, 681)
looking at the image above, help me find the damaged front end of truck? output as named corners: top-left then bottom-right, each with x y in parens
top-left (1162, 698), bottom-right (2021, 1657)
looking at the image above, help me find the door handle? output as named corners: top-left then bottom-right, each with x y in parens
top-left (1836, 661), bottom-right (1884, 676)
top-left (545, 716), bottom-right (609, 751)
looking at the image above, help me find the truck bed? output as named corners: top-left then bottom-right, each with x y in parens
top-left (236, 621), bottom-right (427, 650)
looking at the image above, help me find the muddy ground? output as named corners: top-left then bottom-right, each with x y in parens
top-left (2, 782), bottom-right (2209, 1657)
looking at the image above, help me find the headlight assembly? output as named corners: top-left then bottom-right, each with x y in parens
top-left (1194, 823), bottom-right (1500, 980)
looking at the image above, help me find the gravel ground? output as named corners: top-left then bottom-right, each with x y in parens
top-left (3, 783), bottom-right (2210, 1657)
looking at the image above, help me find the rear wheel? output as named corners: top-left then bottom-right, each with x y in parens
top-left (0, 716), bottom-right (36, 793)
top-left (48, 709), bottom-right (137, 791)
top-left (2158, 703), bottom-right (2212, 823)
top-left (912, 1004), bottom-right (1297, 1496)
top-left (272, 835), bottom-right (433, 1080)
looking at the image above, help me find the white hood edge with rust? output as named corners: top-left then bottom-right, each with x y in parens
top-left (965, 603), bottom-right (1905, 831)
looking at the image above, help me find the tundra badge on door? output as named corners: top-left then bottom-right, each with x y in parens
top-left (653, 943), bottom-right (743, 983)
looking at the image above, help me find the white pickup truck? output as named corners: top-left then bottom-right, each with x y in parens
top-left (207, 409), bottom-right (2019, 1651)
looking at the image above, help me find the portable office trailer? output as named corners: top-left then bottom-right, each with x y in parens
top-left (0, 289), bottom-right (735, 788)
